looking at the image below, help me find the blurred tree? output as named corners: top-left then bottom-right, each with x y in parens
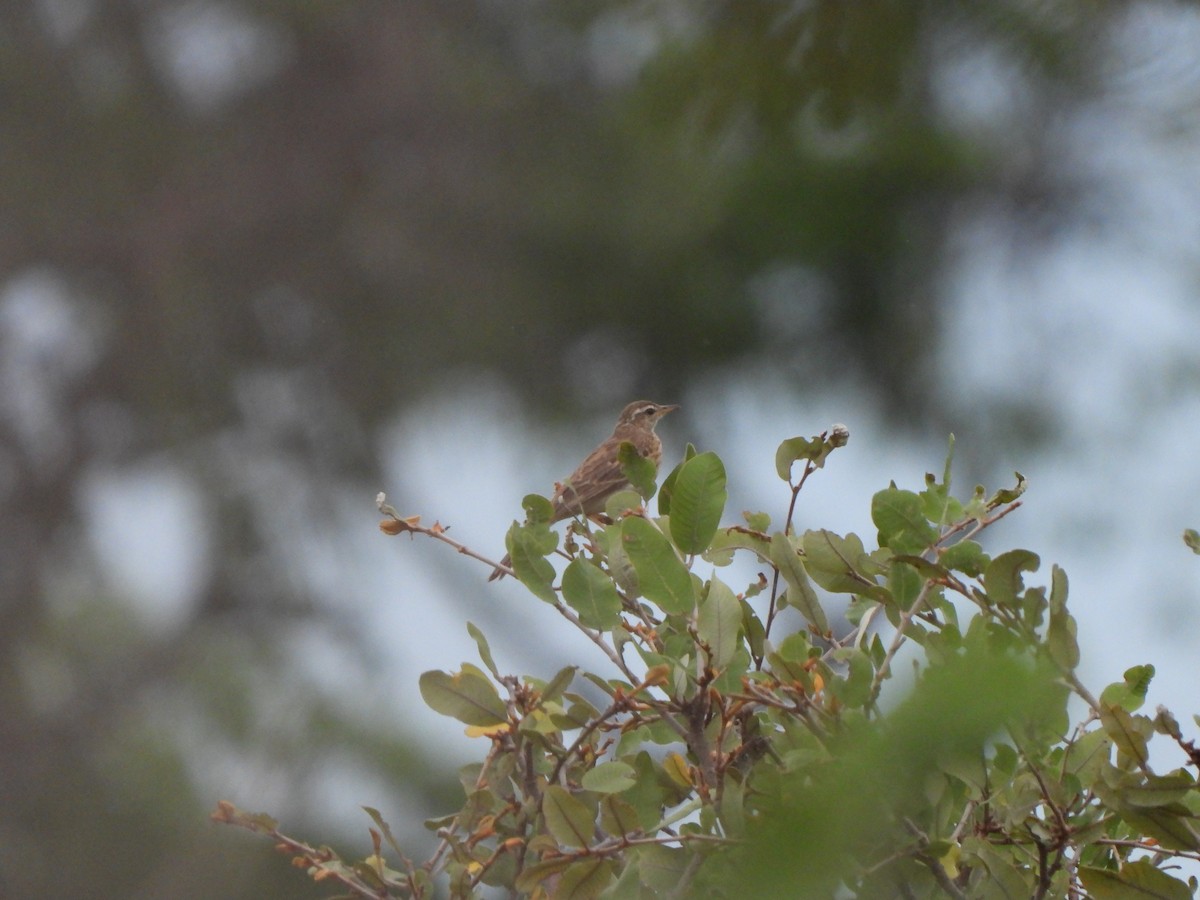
top-left (0, 0), bottom-right (1164, 895)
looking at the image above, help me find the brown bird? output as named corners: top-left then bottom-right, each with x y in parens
top-left (489, 400), bottom-right (679, 580)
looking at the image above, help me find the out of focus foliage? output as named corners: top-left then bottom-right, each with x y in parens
top-left (0, 0), bottom-right (1175, 895)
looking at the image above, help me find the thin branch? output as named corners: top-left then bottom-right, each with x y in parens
top-left (865, 579), bottom-right (938, 712)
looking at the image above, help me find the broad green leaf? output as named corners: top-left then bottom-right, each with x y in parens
top-left (603, 488), bottom-right (644, 519)
top-left (697, 577), bottom-right (743, 668)
top-left (657, 444), bottom-right (697, 515)
top-left (518, 708), bottom-right (561, 736)
top-left (595, 524), bottom-right (638, 593)
top-left (618, 441), bottom-right (658, 501)
top-left (667, 451), bottom-right (727, 554)
top-left (542, 785), bottom-right (595, 848)
top-left (1118, 806), bottom-right (1200, 852)
top-left (419, 667), bottom-right (508, 726)
top-left (539, 666), bottom-right (577, 704)
top-left (983, 549), bottom-right (1040, 608)
top-left (965, 838), bottom-right (1035, 899)
top-left (1061, 728), bottom-right (1112, 779)
top-left (509, 525), bottom-right (558, 604)
top-left (621, 517), bottom-right (695, 615)
top-left (1100, 705), bottom-right (1150, 767)
top-left (513, 857), bottom-right (574, 893)
top-left (1100, 665), bottom-right (1155, 713)
top-left (636, 844), bottom-right (690, 892)
top-left (771, 532), bottom-right (828, 632)
top-left (872, 488), bottom-right (937, 554)
top-left (801, 529), bottom-right (880, 596)
top-left (1047, 565), bottom-right (1079, 671)
top-left (887, 559), bottom-right (923, 609)
top-left (554, 858), bottom-right (613, 899)
top-left (940, 539), bottom-right (987, 576)
top-left (581, 761), bottom-right (637, 794)
top-left (775, 433), bottom-right (842, 480)
top-left (1122, 773), bottom-right (1195, 809)
top-left (522, 493), bottom-right (554, 524)
top-left (719, 774), bottom-right (746, 836)
top-left (624, 752), bottom-right (666, 830)
top-left (599, 794), bottom-right (641, 836)
top-left (705, 527), bottom-right (772, 566)
top-left (466, 621), bottom-right (500, 678)
top-left (920, 474), bottom-right (963, 527)
top-left (561, 559), bottom-right (622, 629)
top-left (744, 510), bottom-right (771, 531)
top-left (1080, 860), bottom-right (1193, 900)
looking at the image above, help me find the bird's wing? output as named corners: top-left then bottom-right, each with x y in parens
top-left (551, 444), bottom-right (630, 520)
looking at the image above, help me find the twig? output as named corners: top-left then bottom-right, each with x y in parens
top-left (376, 493), bottom-right (509, 575)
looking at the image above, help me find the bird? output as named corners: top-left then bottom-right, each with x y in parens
top-left (489, 400), bottom-right (679, 580)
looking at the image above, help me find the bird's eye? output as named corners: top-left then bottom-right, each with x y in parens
top-left (640, 405), bottom-right (656, 417)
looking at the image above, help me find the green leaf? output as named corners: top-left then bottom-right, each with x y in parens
top-left (1121, 773), bottom-right (1195, 809)
top-left (636, 844), bottom-right (690, 891)
top-left (361, 806), bottom-right (406, 859)
top-left (1080, 860), bottom-right (1193, 900)
top-left (742, 599), bottom-right (766, 661)
top-left (561, 559), bottom-right (622, 629)
top-left (466, 621), bottom-right (500, 678)
top-left (540, 666), bottom-right (577, 704)
top-left (829, 648), bottom-right (874, 709)
top-left (656, 443), bottom-right (696, 516)
top-left (1118, 806), bottom-right (1200, 853)
top-left (603, 488), bottom-right (644, 519)
top-left (621, 517), bottom-right (695, 615)
top-left (1100, 664), bottom-right (1155, 713)
top-left (513, 857), bottom-right (574, 893)
top-left (624, 752), bottom-right (668, 830)
top-left (887, 559), bottom-right (923, 609)
top-left (599, 794), bottom-right (641, 837)
top-left (667, 451), bottom-right (727, 554)
top-left (419, 667), bottom-right (508, 726)
top-left (1100, 705), bottom-right (1150, 767)
top-left (697, 577), bottom-right (743, 668)
top-left (542, 785), bottom-right (595, 848)
top-left (983, 549), bottom-right (1040, 608)
top-left (1185, 528), bottom-right (1200, 554)
top-left (989, 472), bottom-right (1027, 506)
top-left (872, 488), bottom-right (938, 554)
top-left (801, 529), bottom-right (879, 596)
top-left (920, 471), bottom-right (963, 527)
top-left (554, 858), bottom-right (613, 899)
top-left (581, 761), bottom-right (637, 794)
top-left (618, 441), bottom-right (658, 501)
top-left (1047, 565), bottom-right (1079, 671)
top-left (940, 540), bottom-right (987, 576)
top-left (775, 432), bottom-right (844, 480)
top-left (771, 532), bottom-right (829, 632)
top-left (509, 526), bottom-right (558, 604)
top-left (705, 527), bottom-right (772, 566)
top-left (522, 493), bottom-right (555, 524)
top-left (744, 510), bottom-right (771, 532)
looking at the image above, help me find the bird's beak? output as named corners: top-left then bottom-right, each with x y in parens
top-left (660, 404), bottom-right (680, 416)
